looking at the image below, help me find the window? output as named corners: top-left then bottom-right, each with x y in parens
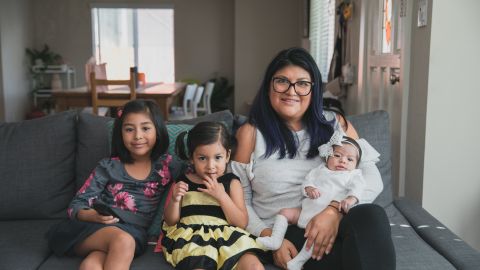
top-left (309, 0), bottom-right (335, 82)
top-left (92, 6), bottom-right (174, 83)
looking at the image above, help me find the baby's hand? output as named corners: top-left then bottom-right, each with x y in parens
top-left (340, 196), bottom-right (358, 213)
top-left (305, 186), bottom-right (321, 199)
top-left (172, 181), bottom-right (188, 202)
top-left (197, 176), bottom-right (227, 201)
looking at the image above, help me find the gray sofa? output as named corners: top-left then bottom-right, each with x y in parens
top-left (0, 109), bottom-right (479, 270)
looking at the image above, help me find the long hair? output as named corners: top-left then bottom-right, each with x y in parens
top-left (175, 121), bottom-right (234, 161)
top-left (249, 47), bottom-right (333, 159)
top-left (111, 99), bottom-right (169, 163)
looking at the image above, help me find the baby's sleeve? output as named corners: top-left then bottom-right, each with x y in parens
top-left (346, 170), bottom-right (367, 201)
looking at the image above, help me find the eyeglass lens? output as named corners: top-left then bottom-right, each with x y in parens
top-left (272, 77), bottom-right (312, 96)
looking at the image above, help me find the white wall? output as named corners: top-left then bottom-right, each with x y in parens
top-left (422, 0), bottom-right (480, 250)
top-left (0, 0), bottom-right (32, 122)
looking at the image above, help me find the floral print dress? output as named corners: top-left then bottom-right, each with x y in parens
top-left (47, 155), bottom-right (175, 256)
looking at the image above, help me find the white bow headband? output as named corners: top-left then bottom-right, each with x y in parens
top-left (318, 130), bottom-right (361, 159)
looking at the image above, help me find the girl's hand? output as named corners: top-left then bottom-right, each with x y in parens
top-left (305, 186), bottom-right (321, 199)
top-left (77, 209), bottom-right (120, 224)
top-left (304, 207), bottom-right (342, 260)
top-left (272, 239), bottom-right (298, 269)
top-left (172, 181), bottom-right (188, 202)
top-left (197, 176), bottom-right (228, 201)
top-left (340, 196), bottom-right (358, 213)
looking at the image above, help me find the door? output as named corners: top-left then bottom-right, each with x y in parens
top-left (357, 0), bottom-right (411, 196)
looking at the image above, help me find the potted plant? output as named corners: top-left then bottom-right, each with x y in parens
top-left (25, 44), bottom-right (63, 69)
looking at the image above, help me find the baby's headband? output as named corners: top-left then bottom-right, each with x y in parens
top-left (318, 130), bottom-right (362, 161)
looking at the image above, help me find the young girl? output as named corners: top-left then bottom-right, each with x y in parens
top-left (47, 99), bottom-right (174, 270)
top-left (256, 131), bottom-right (380, 270)
top-left (160, 121), bottom-right (266, 270)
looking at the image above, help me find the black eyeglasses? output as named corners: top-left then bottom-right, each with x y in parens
top-left (272, 77), bottom-right (314, 96)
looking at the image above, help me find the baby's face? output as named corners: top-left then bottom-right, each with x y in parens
top-left (326, 143), bottom-right (358, 171)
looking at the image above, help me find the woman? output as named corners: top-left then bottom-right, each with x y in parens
top-left (231, 47), bottom-right (395, 269)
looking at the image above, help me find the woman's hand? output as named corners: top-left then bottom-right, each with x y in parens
top-left (304, 207), bottom-right (342, 260)
top-left (172, 181), bottom-right (188, 202)
top-left (77, 209), bottom-right (119, 224)
top-left (198, 176), bottom-right (228, 202)
top-left (273, 239), bottom-right (298, 269)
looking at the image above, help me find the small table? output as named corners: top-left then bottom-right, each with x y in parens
top-left (52, 82), bottom-right (186, 120)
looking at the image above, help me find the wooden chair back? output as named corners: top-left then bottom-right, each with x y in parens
top-left (90, 71), bottom-right (136, 115)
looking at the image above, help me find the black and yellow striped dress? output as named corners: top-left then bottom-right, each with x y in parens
top-left (161, 173), bottom-right (265, 270)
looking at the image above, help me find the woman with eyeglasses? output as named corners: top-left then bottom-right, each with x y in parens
top-left (231, 47), bottom-right (395, 269)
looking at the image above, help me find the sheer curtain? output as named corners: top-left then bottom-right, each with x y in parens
top-left (92, 7), bottom-right (174, 83)
top-left (309, 0), bottom-right (335, 82)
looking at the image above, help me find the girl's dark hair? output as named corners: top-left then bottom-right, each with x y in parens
top-left (175, 121), bottom-right (233, 161)
top-left (111, 99), bottom-right (169, 163)
top-left (249, 47), bottom-right (334, 159)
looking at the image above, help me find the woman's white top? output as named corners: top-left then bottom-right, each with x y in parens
top-left (230, 112), bottom-right (383, 236)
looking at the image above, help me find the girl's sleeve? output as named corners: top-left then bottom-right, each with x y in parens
top-left (68, 163), bottom-right (109, 220)
top-left (230, 160), bottom-right (268, 236)
top-left (356, 139), bottom-right (383, 204)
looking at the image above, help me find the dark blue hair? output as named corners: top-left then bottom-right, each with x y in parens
top-left (249, 47), bottom-right (333, 159)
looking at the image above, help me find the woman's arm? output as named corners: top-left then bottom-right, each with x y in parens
top-left (231, 123), bottom-right (269, 236)
top-left (336, 114), bottom-right (359, 139)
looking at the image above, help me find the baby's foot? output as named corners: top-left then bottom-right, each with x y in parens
top-left (286, 257), bottom-right (304, 270)
top-left (256, 236), bottom-right (282, 250)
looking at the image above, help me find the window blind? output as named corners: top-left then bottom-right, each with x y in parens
top-left (309, 0), bottom-right (335, 82)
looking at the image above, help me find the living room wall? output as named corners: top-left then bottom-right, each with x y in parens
top-left (31, 0), bottom-right (234, 87)
top-left (234, 0), bottom-right (305, 115)
top-left (0, 0), bottom-right (33, 122)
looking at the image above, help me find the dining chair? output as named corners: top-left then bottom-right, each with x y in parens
top-left (191, 85), bottom-right (205, 118)
top-left (169, 83), bottom-right (198, 120)
top-left (89, 71), bottom-right (136, 116)
top-left (196, 81), bottom-right (214, 115)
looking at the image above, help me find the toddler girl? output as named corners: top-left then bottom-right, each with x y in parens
top-left (47, 99), bottom-right (174, 270)
top-left (160, 121), bottom-right (266, 270)
top-left (256, 131), bottom-right (380, 270)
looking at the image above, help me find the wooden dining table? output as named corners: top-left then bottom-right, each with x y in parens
top-left (52, 82), bottom-right (186, 119)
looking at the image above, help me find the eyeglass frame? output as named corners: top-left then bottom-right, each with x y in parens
top-left (271, 77), bottom-right (314, 96)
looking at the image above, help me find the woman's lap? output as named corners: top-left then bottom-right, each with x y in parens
top-left (267, 204), bottom-right (395, 270)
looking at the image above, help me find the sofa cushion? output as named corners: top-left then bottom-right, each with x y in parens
top-left (0, 111), bottom-right (77, 219)
top-left (385, 204), bottom-right (455, 269)
top-left (347, 110), bottom-right (393, 207)
top-left (75, 112), bottom-right (112, 190)
top-left (0, 220), bottom-right (61, 270)
top-left (168, 110), bottom-right (234, 131)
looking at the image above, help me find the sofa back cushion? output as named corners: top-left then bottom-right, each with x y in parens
top-left (347, 110), bottom-right (393, 207)
top-left (0, 111), bottom-right (77, 219)
top-left (75, 113), bottom-right (113, 190)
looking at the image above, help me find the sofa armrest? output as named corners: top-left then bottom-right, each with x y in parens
top-left (394, 197), bottom-right (480, 270)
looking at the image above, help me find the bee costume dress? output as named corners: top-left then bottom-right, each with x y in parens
top-left (161, 173), bottom-right (266, 270)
